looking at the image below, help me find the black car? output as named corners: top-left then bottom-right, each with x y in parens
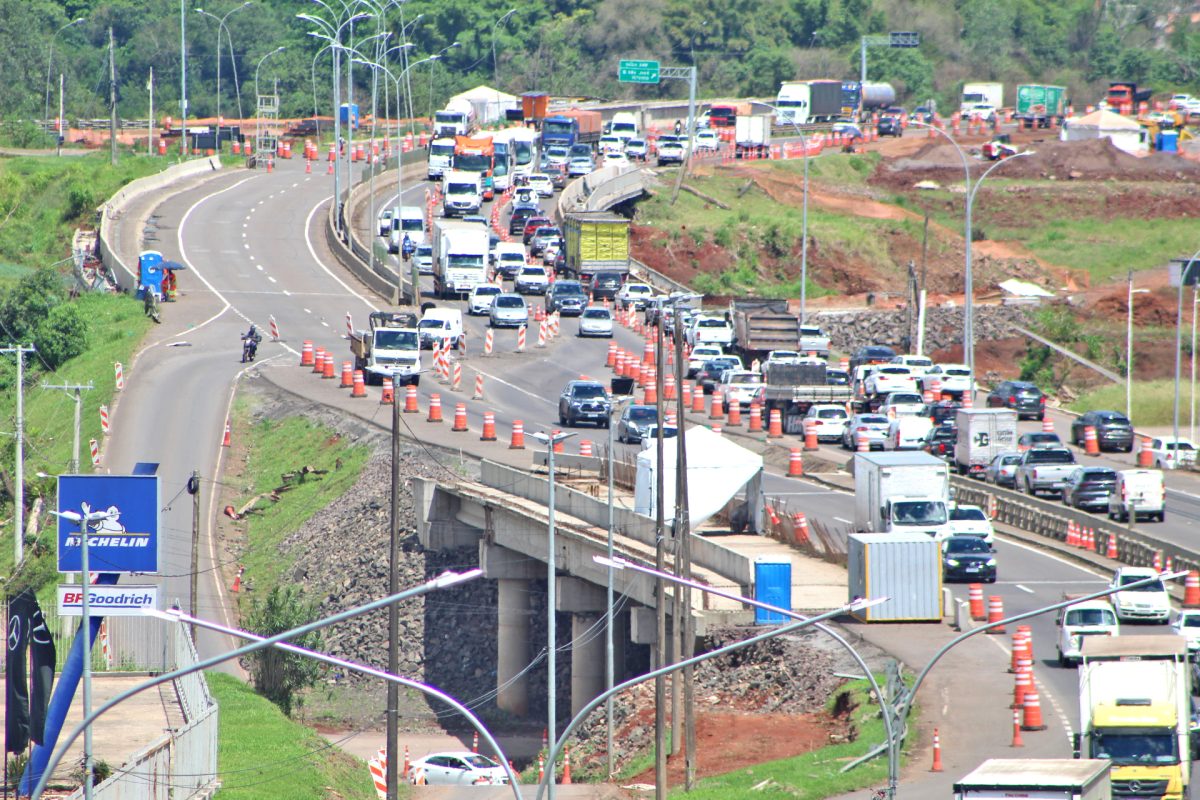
top-left (547, 280), bottom-right (588, 316)
top-left (1071, 410), bottom-right (1134, 452)
top-left (849, 345), bottom-right (897, 373)
top-left (986, 380), bottom-right (1046, 421)
top-left (617, 404), bottom-right (658, 444)
top-left (696, 357), bottom-right (741, 395)
top-left (924, 424), bottom-right (958, 459)
top-left (877, 116), bottom-right (903, 137)
top-left (942, 537), bottom-right (996, 583)
top-left (825, 368), bottom-right (850, 386)
top-left (589, 271), bottom-right (624, 300)
top-left (1061, 467), bottom-right (1118, 511)
top-left (929, 402), bottom-right (960, 428)
top-left (558, 380), bottom-right (612, 427)
top-left (509, 207), bottom-right (536, 236)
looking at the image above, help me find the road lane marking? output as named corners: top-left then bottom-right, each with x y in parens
top-left (834, 517), bottom-right (852, 524)
top-left (1014, 584), bottom-right (1034, 594)
top-left (469, 365), bottom-right (557, 406)
top-left (304, 308), bottom-right (312, 313)
top-left (268, 276), bottom-right (277, 283)
top-left (256, 264), bottom-right (263, 271)
top-left (978, 623), bottom-right (1075, 745)
top-left (321, 320), bottom-right (329, 327)
top-left (302, 196), bottom-right (379, 312)
top-left (995, 534), bottom-right (1110, 579)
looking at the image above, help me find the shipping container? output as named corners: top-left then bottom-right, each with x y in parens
top-left (847, 533), bottom-right (942, 622)
top-left (1015, 84), bottom-right (1068, 127)
top-left (521, 92), bottom-right (549, 122)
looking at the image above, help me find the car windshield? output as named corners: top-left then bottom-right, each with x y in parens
top-left (945, 368), bottom-right (970, 376)
top-left (418, 319), bottom-right (448, 331)
top-left (945, 538), bottom-right (990, 554)
top-left (1065, 608), bottom-right (1117, 626)
top-left (950, 507), bottom-right (987, 522)
top-left (375, 330), bottom-right (418, 349)
top-left (879, 367), bottom-right (909, 375)
top-left (1025, 449), bottom-right (1074, 464)
top-left (583, 309), bottom-right (610, 319)
top-left (629, 407), bottom-right (657, 421)
top-left (546, 147), bottom-right (569, 159)
top-left (697, 319), bottom-right (727, 328)
top-left (1025, 433), bottom-right (1059, 443)
top-left (535, 227), bottom-right (560, 237)
top-left (555, 283), bottom-right (585, 296)
top-left (448, 254), bottom-right (482, 267)
top-left (521, 267), bottom-right (546, 277)
top-left (499, 253), bottom-right (524, 263)
top-left (1081, 470), bottom-right (1117, 482)
top-left (573, 384), bottom-right (606, 399)
top-left (430, 143), bottom-right (456, 157)
top-left (893, 500), bottom-right (948, 526)
top-left (861, 416), bottom-right (889, 425)
top-left (464, 755), bottom-right (499, 769)
top-left (729, 373), bottom-right (762, 384)
top-left (495, 296), bottom-right (524, 309)
top-left (474, 286), bottom-right (500, 297)
top-left (890, 394), bottom-right (922, 404)
top-left (1181, 615), bottom-right (1200, 627)
top-left (1093, 732), bottom-right (1177, 765)
top-left (707, 359), bottom-right (739, 370)
top-left (569, 145), bottom-right (591, 157)
top-left (400, 218), bottom-right (423, 232)
top-left (1000, 455), bottom-right (1021, 465)
top-left (817, 409), bottom-right (845, 419)
top-left (416, 246), bottom-right (432, 258)
top-left (1119, 575), bottom-right (1166, 592)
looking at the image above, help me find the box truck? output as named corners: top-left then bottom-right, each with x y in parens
top-left (432, 219), bottom-right (489, 299)
top-left (852, 451), bottom-right (953, 540)
top-left (954, 408), bottom-right (1018, 477)
top-left (734, 115), bottom-right (771, 158)
top-left (954, 759), bottom-right (1112, 800)
top-left (1015, 84), bottom-right (1068, 128)
top-left (961, 82), bottom-right (1004, 114)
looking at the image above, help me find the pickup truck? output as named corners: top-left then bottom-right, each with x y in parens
top-left (350, 310), bottom-right (422, 386)
top-left (718, 369), bottom-right (765, 408)
top-left (1015, 447), bottom-right (1078, 496)
top-left (798, 326), bottom-right (831, 358)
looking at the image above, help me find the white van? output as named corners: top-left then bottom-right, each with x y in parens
top-left (885, 416), bottom-right (933, 451)
top-left (1108, 469), bottom-right (1166, 523)
top-left (609, 111), bottom-right (639, 142)
top-left (418, 307), bottom-right (464, 350)
top-left (1055, 595), bottom-right (1119, 667)
top-left (389, 206), bottom-right (426, 252)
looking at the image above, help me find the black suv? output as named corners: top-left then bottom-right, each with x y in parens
top-left (1061, 467), bottom-right (1118, 511)
top-left (986, 380), bottom-right (1046, 421)
top-left (877, 116), bottom-right (902, 137)
top-left (924, 424), bottom-right (958, 459)
top-left (589, 271), bottom-right (624, 300)
top-left (1070, 410), bottom-right (1134, 452)
top-left (509, 207), bottom-right (536, 237)
top-left (547, 280), bottom-right (588, 316)
top-left (558, 380), bottom-right (612, 427)
top-left (849, 345), bottom-right (897, 373)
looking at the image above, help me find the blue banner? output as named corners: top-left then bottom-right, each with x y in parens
top-left (57, 475), bottom-right (161, 574)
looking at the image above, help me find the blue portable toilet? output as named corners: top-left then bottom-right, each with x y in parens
top-left (753, 560), bottom-right (792, 624)
top-left (1157, 130), bottom-right (1179, 153)
top-left (339, 103), bottom-right (360, 130)
top-left (136, 250), bottom-right (164, 299)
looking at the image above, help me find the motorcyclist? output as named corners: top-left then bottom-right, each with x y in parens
top-left (241, 324), bottom-right (261, 362)
top-left (674, 119), bottom-right (682, 136)
top-left (401, 233), bottom-right (415, 262)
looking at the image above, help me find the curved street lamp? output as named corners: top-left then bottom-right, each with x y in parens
top-left (195, 2), bottom-right (250, 125)
top-left (756, 102), bottom-right (815, 325)
top-left (492, 8), bottom-right (517, 86)
top-left (43, 18), bottom-right (85, 139)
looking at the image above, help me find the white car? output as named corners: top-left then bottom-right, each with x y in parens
top-left (578, 307), bottom-right (613, 337)
top-left (967, 103), bottom-right (997, 121)
top-left (1056, 598), bottom-right (1119, 667)
top-left (598, 135), bottom-right (624, 154)
top-left (542, 243), bottom-right (561, 266)
top-left (617, 282), bottom-right (654, 310)
top-left (525, 173), bottom-right (554, 198)
top-left (604, 151), bottom-right (630, 167)
top-left (763, 350), bottom-right (803, 369)
top-left (1149, 436), bottom-right (1197, 470)
top-left (880, 392), bottom-right (926, 417)
top-left (1172, 609), bottom-right (1200, 652)
top-left (687, 315), bottom-right (733, 348)
top-left (923, 363), bottom-right (972, 396)
top-left (378, 208), bottom-right (394, 237)
top-left (946, 504), bottom-right (995, 546)
top-left (693, 130), bottom-right (720, 151)
top-left (407, 752), bottom-right (509, 786)
top-left (1108, 566), bottom-right (1171, 623)
top-left (414, 244), bottom-right (434, 275)
top-left (803, 404), bottom-right (849, 442)
top-left (489, 293), bottom-right (528, 328)
top-left (885, 416), bottom-right (932, 451)
top-left (687, 344), bottom-right (725, 377)
top-left (864, 365), bottom-right (918, 396)
top-left (467, 284), bottom-right (502, 315)
top-left (842, 413), bottom-right (891, 450)
top-left (624, 138), bottom-right (648, 160)
top-left (720, 370), bottom-right (764, 408)
top-left (890, 354), bottom-right (933, 377)
top-left (514, 265), bottom-right (549, 295)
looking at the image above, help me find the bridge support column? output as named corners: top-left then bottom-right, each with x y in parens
top-left (497, 578), bottom-right (532, 716)
top-left (571, 612), bottom-right (605, 717)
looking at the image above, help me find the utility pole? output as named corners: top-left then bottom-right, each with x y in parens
top-left (41, 382), bottom-right (93, 473)
top-left (58, 73), bottom-right (65, 157)
top-left (3, 345), bottom-right (34, 564)
top-left (109, 27), bottom-right (118, 166)
top-left (180, 0), bottom-right (188, 156)
top-left (386, 384), bottom-right (401, 800)
top-left (148, 67), bottom-right (154, 156)
top-left (189, 469), bottom-right (201, 643)
top-left (674, 319), bottom-right (696, 789)
top-left (653, 325), bottom-right (667, 800)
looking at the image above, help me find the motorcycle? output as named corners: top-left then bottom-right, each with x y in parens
top-left (401, 238), bottom-right (415, 262)
top-left (241, 333), bottom-right (261, 363)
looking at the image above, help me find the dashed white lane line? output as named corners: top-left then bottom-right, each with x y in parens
top-left (834, 516), bottom-right (853, 524)
top-left (302, 196), bottom-right (379, 312)
top-left (304, 308), bottom-right (312, 314)
top-left (256, 264), bottom-right (264, 271)
top-left (320, 320), bottom-right (329, 327)
top-left (1014, 584), bottom-right (1035, 594)
top-left (268, 276), bottom-right (277, 283)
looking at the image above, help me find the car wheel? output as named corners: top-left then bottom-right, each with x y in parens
top-left (558, 410), bottom-right (566, 425)
top-left (1037, 413), bottom-right (1045, 421)
top-left (1158, 511), bottom-right (1166, 522)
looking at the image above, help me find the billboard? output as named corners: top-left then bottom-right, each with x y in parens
top-left (57, 475), bottom-right (161, 574)
top-left (57, 585), bottom-right (159, 617)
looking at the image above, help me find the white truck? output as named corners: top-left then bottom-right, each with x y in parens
top-left (1077, 635), bottom-right (1190, 800)
top-left (1015, 446), bottom-right (1078, 496)
top-left (1056, 594), bottom-right (1119, 667)
top-left (441, 170), bottom-right (482, 218)
top-left (954, 408), bottom-right (1018, 478)
top-left (1108, 469), bottom-right (1166, 523)
top-left (427, 137), bottom-right (457, 180)
top-left (961, 82), bottom-right (1004, 115)
top-left (608, 111), bottom-right (639, 142)
top-left (953, 759), bottom-right (1112, 800)
top-left (432, 219), bottom-right (489, 299)
top-left (798, 326), bottom-right (830, 358)
top-left (853, 451), bottom-right (953, 540)
top-left (349, 310), bottom-right (422, 386)
top-left (734, 115), bottom-right (771, 159)
top-left (434, 98), bottom-right (475, 138)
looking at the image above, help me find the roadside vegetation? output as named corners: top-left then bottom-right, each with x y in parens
top-left (207, 673), bottom-right (379, 800)
top-left (1069, 380), bottom-right (1183, 428)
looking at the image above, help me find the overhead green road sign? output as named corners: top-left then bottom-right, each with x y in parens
top-left (618, 59), bottom-right (660, 84)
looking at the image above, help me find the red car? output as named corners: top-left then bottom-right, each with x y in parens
top-left (522, 216), bottom-right (552, 243)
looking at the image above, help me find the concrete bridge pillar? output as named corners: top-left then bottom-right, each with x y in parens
top-left (497, 578), bottom-right (532, 716)
top-left (570, 612), bottom-right (605, 717)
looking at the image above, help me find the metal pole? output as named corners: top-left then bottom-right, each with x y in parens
top-left (653, 326), bottom-right (667, 800)
top-left (860, 37), bottom-right (867, 85)
top-left (148, 68), bottom-right (153, 156)
top-left (1192, 286), bottom-right (1198, 444)
top-left (605, 402), bottom-right (617, 779)
top-left (492, 9), bottom-right (516, 87)
top-left (180, 0), bottom-right (187, 156)
top-left (190, 470), bottom-right (200, 644)
top-left (7, 346), bottom-right (33, 564)
top-left (800, 132), bottom-right (809, 325)
top-left (674, 319), bottom-right (695, 789)
top-left (72, 388), bottom-right (82, 474)
top-left (1127, 271), bottom-right (1133, 421)
top-left (1174, 262), bottom-right (1189, 452)
top-left (547, 440), bottom-right (558, 800)
top-left (108, 27), bottom-right (117, 166)
top-left (58, 73), bottom-right (65, 157)
top-left (333, 45), bottom-right (343, 235)
top-left (386, 384), bottom-right (400, 799)
top-left (79, 511), bottom-right (94, 800)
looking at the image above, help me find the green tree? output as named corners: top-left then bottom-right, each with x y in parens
top-left (0, 268), bottom-right (65, 343)
top-left (34, 303), bottom-right (88, 370)
top-left (245, 585), bottom-right (324, 716)
top-left (961, 0), bottom-right (1017, 76)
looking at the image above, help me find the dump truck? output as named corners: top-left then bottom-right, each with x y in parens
top-left (954, 408), bottom-right (1018, 477)
top-left (541, 108), bottom-right (602, 149)
top-left (1015, 84), bottom-right (1068, 128)
top-left (350, 310), bottom-right (422, 386)
top-left (561, 212), bottom-right (630, 281)
top-left (1077, 635), bottom-right (1190, 800)
top-left (1107, 82), bottom-right (1153, 110)
top-left (729, 299), bottom-right (800, 363)
top-left (954, 759), bottom-right (1112, 800)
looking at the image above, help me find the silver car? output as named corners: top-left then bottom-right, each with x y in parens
top-left (984, 451), bottom-right (1022, 488)
top-left (414, 244), bottom-right (434, 275)
top-left (841, 414), bottom-right (891, 450)
top-left (578, 307), bottom-right (613, 337)
top-left (489, 293), bottom-right (528, 328)
top-left (568, 156), bottom-right (595, 177)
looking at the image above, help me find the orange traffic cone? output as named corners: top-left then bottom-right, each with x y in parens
top-left (340, 361), bottom-right (353, 388)
top-left (1185, 572), bottom-right (1200, 607)
top-left (767, 409), bottom-right (783, 439)
top-left (788, 448), bottom-right (804, 477)
top-left (727, 401), bottom-right (742, 427)
top-left (930, 728), bottom-right (944, 772)
top-left (452, 403), bottom-right (468, 432)
top-left (561, 748), bottom-right (572, 784)
top-left (1011, 709), bottom-right (1024, 747)
top-left (691, 387), bottom-right (705, 413)
top-left (748, 401), bottom-right (763, 432)
top-left (968, 584), bottom-right (985, 620)
top-left (380, 378), bottom-right (394, 405)
top-left (510, 420), bottom-right (526, 449)
top-left (1106, 532), bottom-right (1119, 560)
top-left (710, 393), bottom-right (724, 420)
top-left (427, 393), bottom-right (443, 422)
top-left (481, 411), bottom-right (497, 441)
top-left (222, 422), bottom-right (232, 447)
top-left (1021, 691), bottom-right (1047, 731)
top-left (351, 370), bottom-right (367, 398)
top-left (404, 384), bottom-right (419, 413)
top-left (312, 348), bottom-right (325, 374)
top-left (300, 340), bottom-right (314, 366)
top-left (1012, 666), bottom-right (1030, 708)
top-left (986, 595), bottom-right (1005, 633)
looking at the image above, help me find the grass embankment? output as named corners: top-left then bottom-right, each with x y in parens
top-left (0, 153), bottom-right (162, 285)
top-left (208, 673), bottom-right (380, 800)
top-left (1069, 379), bottom-right (1184, 428)
top-left (226, 398), bottom-right (371, 603)
top-left (639, 153), bottom-right (919, 298)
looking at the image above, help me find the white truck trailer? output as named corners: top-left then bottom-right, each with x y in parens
top-left (852, 451), bottom-right (953, 539)
top-left (954, 408), bottom-right (1018, 477)
top-left (432, 219), bottom-right (489, 299)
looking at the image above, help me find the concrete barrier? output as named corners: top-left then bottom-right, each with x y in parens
top-left (98, 156), bottom-right (224, 291)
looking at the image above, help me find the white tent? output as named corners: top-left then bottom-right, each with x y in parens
top-left (448, 85), bottom-right (519, 126)
top-left (1060, 109), bottom-right (1148, 155)
top-left (634, 426), bottom-right (764, 531)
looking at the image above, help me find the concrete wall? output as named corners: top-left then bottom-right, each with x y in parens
top-left (98, 156), bottom-right (224, 291)
top-left (480, 459), bottom-right (753, 587)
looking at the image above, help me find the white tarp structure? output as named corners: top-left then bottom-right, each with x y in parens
top-left (448, 85), bottom-right (519, 126)
top-left (997, 279), bottom-right (1054, 298)
top-left (1060, 109), bottom-right (1148, 155)
top-left (634, 426), bottom-right (764, 530)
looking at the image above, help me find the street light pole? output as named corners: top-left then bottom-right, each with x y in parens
top-left (1173, 247), bottom-right (1200, 452)
top-left (604, 395), bottom-right (632, 778)
top-left (195, 3), bottom-right (250, 132)
top-left (44, 18), bottom-right (84, 138)
top-left (491, 9), bottom-right (517, 87)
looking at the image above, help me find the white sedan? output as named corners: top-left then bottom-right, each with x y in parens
top-left (1171, 609), bottom-right (1200, 652)
top-left (946, 504), bottom-right (995, 546)
top-left (604, 151), bottom-right (630, 167)
top-left (1150, 436), bottom-right (1197, 470)
top-left (687, 345), bottom-right (725, 377)
top-left (467, 284), bottom-right (502, 315)
top-left (525, 173), bottom-right (554, 197)
top-left (578, 307), bottom-right (614, 337)
top-left (804, 404), bottom-right (849, 442)
top-left (693, 130), bottom-right (721, 151)
top-left (408, 752), bottom-right (509, 786)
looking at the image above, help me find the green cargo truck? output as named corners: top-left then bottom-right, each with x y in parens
top-left (1015, 84), bottom-right (1067, 128)
top-left (561, 212), bottom-right (630, 281)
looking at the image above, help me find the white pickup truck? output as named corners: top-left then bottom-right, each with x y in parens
top-left (1015, 447), bottom-right (1078, 496)
top-left (798, 326), bottom-right (830, 358)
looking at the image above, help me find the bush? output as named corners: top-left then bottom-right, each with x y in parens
top-left (246, 585), bottom-right (324, 716)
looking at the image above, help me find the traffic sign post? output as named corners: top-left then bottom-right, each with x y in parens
top-left (618, 59), bottom-right (660, 84)
top-left (860, 31), bottom-right (922, 84)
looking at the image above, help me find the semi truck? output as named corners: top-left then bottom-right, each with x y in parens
top-left (1077, 635), bottom-right (1190, 800)
top-left (434, 98), bottom-right (475, 138)
top-left (734, 115), bottom-right (771, 158)
top-left (541, 108), bottom-right (602, 149)
top-left (839, 81), bottom-right (896, 118)
top-left (1015, 84), bottom-right (1068, 128)
top-left (561, 212), bottom-right (630, 280)
top-left (1107, 82), bottom-right (1153, 110)
top-left (954, 408), bottom-right (1018, 477)
top-left (349, 310), bottom-right (422, 386)
top-left (954, 759), bottom-right (1112, 800)
top-left (852, 451), bottom-right (953, 539)
top-left (427, 137), bottom-right (457, 180)
top-left (431, 219), bottom-right (489, 299)
top-left (452, 135), bottom-right (496, 200)
top-left (708, 102), bottom-right (751, 128)
top-left (961, 82), bottom-right (1004, 114)
top-left (774, 80), bottom-right (842, 125)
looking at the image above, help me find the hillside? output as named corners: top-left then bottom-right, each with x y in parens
top-left (5, 0), bottom-right (1198, 145)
